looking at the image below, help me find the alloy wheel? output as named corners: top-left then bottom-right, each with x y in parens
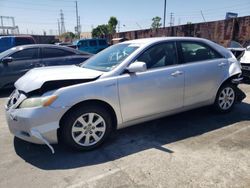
top-left (218, 87), bottom-right (235, 110)
top-left (71, 113), bottom-right (106, 146)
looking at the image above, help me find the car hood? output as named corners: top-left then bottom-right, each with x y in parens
top-left (15, 65), bottom-right (103, 93)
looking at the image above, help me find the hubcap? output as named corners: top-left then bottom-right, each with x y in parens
top-left (218, 87), bottom-right (235, 110)
top-left (71, 113), bottom-right (106, 146)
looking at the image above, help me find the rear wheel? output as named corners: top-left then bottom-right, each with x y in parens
top-left (214, 84), bottom-right (236, 113)
top-left (60, 104), bottom-right (113, 150)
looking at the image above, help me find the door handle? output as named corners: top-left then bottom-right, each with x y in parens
top-left (218, 62), bottom-right (227, 67)
top-left (171, 70), bottom-right (183, 77)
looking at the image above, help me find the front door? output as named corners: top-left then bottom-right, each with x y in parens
top-left (118, 42), bottom-right (184, 122)
top-left (0, 48), bottom-right (40, 88)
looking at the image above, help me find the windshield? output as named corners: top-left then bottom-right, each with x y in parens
top-left (82, 43), bottom-right (139, 72)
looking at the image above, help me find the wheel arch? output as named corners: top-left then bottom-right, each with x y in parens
top-left (214, 73), bottom-right (241, 103)
top-left (58, 99), bottom-right (118, 133)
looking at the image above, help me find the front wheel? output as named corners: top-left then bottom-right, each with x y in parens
top-left (60, 105), bottom-right (113, 151)
top-left (214, 84), bottom-right (236, 113)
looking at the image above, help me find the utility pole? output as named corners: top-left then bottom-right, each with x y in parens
top-left (117, 20), bottom-right (120, 33)
top-left (60, 9), bottom-right (66, 34)
top-left (57, 19), bottom-right (61, 35)
top-left (163, 0), bottom-right (167, 28)
top-left (75, 1), bottom-right (80, 39)
top-left (0, 16), bottom-right (5, 34)
top-left (169, 12), bottom-right (174, 26)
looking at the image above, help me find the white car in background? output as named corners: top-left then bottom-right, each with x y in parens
top-left (240, 46), bottom-right (250, 78)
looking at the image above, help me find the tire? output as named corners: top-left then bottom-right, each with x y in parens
top-left (213, 83), bottom-right (236, 113)
top-left (60, 104), bottom-right (113, 151)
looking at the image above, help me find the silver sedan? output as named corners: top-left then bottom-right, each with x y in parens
top-left (5, 37), bottom-right (244, 153)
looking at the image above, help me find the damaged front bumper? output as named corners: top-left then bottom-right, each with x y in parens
top-left (5, 103), bottom-right (68, 154)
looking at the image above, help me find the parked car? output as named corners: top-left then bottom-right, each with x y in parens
top-left (75, 38), bottom-right (108, 54)
top-left (5, 37), bottom-right (245, 153)
top-left (240, 46), bottom-right (250, 78)
top-left (0, 35), bottom-right (36, 53)
top-left (0, 44), bottom-right (92, 88)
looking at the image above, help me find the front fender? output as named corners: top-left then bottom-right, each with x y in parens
top-left (51, 77), bottom-right (123, 125)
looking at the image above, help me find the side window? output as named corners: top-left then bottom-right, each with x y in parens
top-left (78, 41), bottom-right (88, 47)
top-left (98, 40), bottom-right (107, 46)
top-left (42, 48), bottom-right (74, 58)
top-left (137, 42), bottom-right (177, 69)
top-left (89, 40), bottom-right (97, 47)
top-left (180, 42), bottom-right (222, 63)
top-left (11, 48), bottom-right (39, 60)
top-left (15, 38), bottom-right (34, 46)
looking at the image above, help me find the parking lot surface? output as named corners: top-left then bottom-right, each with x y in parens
top-left (0, 85), bottom-right (250, 188)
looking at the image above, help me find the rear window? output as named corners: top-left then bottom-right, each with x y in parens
top-left (89, 40), bottom-right (97, 47)
top-left (98, 40), bottom-right (107, 46)
top-left (181, 42), bottom-right (223, 63)
top-left (42, 48), bottom-right (75, 58)
top-left (15, 38), bottom-right (35, 46)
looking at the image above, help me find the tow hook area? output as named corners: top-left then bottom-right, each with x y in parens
top-left (235, 87), bottom-right (246, 102)
top-left (30, 130), bottom-right (55, 154)
top-left (231, 77), bottom-right (243, 84)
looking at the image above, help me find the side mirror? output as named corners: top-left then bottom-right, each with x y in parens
top-left (126, 61), bottom-right (147, 73)
top-left (2, 57), bottom-right (13, 64)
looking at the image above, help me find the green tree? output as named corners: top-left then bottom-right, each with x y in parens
top-left (151, 16), bottom-right (162, 29)
top-left (108, 16), bottom-right (118, 34)
top-left (92, 16), bottom-right (118, 38)
top-left (92, 24), bottom-right (109, 38)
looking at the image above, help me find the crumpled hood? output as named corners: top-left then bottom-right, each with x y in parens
top-left (15, 65), bottom-right (103, 93)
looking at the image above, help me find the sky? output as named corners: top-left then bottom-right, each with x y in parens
top-left (0, 0), bottom-right (249, 35)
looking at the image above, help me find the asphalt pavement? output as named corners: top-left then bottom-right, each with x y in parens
top-left (0, 85), bottom-right (250, 188)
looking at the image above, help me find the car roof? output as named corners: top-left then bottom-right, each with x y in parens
top-left (78, 38), bottom-right (107, 41)
top-left (13, 44), bottom-right (76, 51)
top-left (122, 37), bottom-right (214, 45)
top-left (0, 35), bottom-right (34, 39)
top-left (9, 44), bottom-right (93, 56)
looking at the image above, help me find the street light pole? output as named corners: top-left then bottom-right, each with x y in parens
top-left (163, 0), bottom-right (167, 28)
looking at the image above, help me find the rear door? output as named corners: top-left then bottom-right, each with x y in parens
top-left (41, 47), bottom-right (71, 66)
top-left (178, 41), bottom-right (227, 106)
top-left (1, 48), bottom-right (40, 87)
